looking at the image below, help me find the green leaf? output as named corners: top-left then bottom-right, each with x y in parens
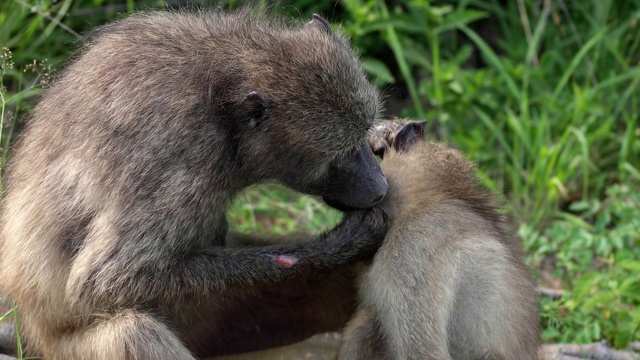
top-left (428, 5), bottom-right (454, 18)
top-left (359, 17), bottom-right (425, 35)
top-left (362, 58), bottom-right (395, 85)
top-left (618, 260), bottom-right (640, 272)
top-left (436, 10), bottom-right (488, 34)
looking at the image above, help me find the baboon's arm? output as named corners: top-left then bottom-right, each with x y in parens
top-left (71, 209), bottom-right (386, 308)
top-left (199, 225), bottom-right (364, 279)
top-left (226, 232), bottom-right (309, 246)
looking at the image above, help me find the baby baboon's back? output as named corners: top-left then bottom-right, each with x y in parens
top-left (338, 121), bottom-right (540, 360)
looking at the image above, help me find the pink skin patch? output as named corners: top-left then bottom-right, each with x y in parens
top-left (271, 255), bottom-right (299, 267)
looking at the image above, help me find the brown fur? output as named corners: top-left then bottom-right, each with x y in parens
top-left (338, 123), bottom-right (540, 360)
top-left (0, 9), bottom-right (389, 359)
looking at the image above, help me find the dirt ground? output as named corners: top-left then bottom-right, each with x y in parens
top-left (212, 333), bottom-right (340, 360)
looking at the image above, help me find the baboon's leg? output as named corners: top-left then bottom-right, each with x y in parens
top-left (53, 310), bottom-right (195, 360)
top-left (337, 307), bottom-right (390, 360)
top-left (186, 265), bottom-right (360, 357)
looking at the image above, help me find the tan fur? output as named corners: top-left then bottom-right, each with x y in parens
top-left (339, 130), bottom-right (540, 359)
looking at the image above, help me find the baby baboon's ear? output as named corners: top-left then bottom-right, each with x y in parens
top-left (393, 121), bottom-right (426, 153)
top-left (240, 91), bottom-right (271, 129)
top-left (306, 14), bottom-right (333, 35)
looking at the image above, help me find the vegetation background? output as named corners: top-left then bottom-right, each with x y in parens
top-left (1, 0), bottom-right (639, 355)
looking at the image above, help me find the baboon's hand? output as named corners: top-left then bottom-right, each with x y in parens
top-left (264, 208), bottom-right (389, 270)
top-left (378, 186), bottom-right (402, 222)
top-left (360, 206), bottom-right (390, 241)
top-left (335, 207), bottom-right (390, 260)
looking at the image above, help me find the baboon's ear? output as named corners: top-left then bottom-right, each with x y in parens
top-left (306, 14), bottom-right (333, 35)
top-left (393, 121), bottom-right (426, 153)
top-left (240, 91), bottom-right (271, 129)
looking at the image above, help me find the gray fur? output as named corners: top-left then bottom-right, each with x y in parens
top-left (0, 9), bottom-right (389, 359)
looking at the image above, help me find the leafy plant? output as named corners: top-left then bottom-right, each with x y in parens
top-left (523, 184), bottom-right (640, 347)
top-left (338, 0), bottom-right (640, 231)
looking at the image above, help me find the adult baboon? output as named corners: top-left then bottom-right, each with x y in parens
top-left (337, 120), bottom-right (540, 360)
top-left (0, 10), bottom-right (390, 359)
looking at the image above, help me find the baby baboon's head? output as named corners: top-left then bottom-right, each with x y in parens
top-left (370, 120), bottom-right (477, 217)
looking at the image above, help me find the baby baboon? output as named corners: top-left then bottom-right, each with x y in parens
top-left (0, 10), bottom-right (390, 360)
top-left (338, 120), bottom-right (540, 360)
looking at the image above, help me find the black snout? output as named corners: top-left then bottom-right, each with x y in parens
top-left (372, 192), bottom-right (386, 205)
top-left (367, 173), bottom-right (389, 205)
top-left (322, 142), bottom-right (389, 211)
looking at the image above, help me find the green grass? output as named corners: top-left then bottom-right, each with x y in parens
top-left (340, 11), bottom-right (640, 349)
top-left (524, 184), bottom-right (640, 347)
top-left (358, 0), bottom-right (638, 231)
top-left (1, 0), bottom-right (639, 352)
top-left (229, 185), bottom-right (341, 235)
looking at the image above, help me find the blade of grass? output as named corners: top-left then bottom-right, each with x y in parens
top-left (525, 0), bottom-right (551, 66)
top-left (519, 0), bottom-right (550, 125)
top-left (459, 25), bottom-right (521, 102)
top-left (377, 1), bottom-right (425, 119)
top-left (587, 67), bottom-right (640, 95)
top-left (472, 107), bottom-right (516, 166)
top-left (612, 76), bottom-right (640, 121)
top-left (568, 126), bottom-right (590, 200)
top-left (622, 162), bottom-right (640, 181)
top-left (551, 29), bottom-right (606, 102)
top-left (11, 301), bottom-right (22, 360)
top-left (619, 113), bottom-right (637, 170)
top-left (0, 308), bottom-right (13, 323)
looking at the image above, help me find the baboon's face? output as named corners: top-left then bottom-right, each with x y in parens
top-left (258, 107), bottom-right (388, 211)
top-left (230, 15), bottom-right (389, 210)
top-left (306, 139), bottom-right (388, 211)
top-left (235, 79), bottom-right (388, 211)
top-left (274, 70), bottom-right (388, 210)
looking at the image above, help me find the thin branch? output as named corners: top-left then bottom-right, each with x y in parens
top-left (537, 286), bottom-right (564, 300)
top-left (541, 341), bottom-right (640, 360)
top-left (12, 0), bottom-right (81, 38)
